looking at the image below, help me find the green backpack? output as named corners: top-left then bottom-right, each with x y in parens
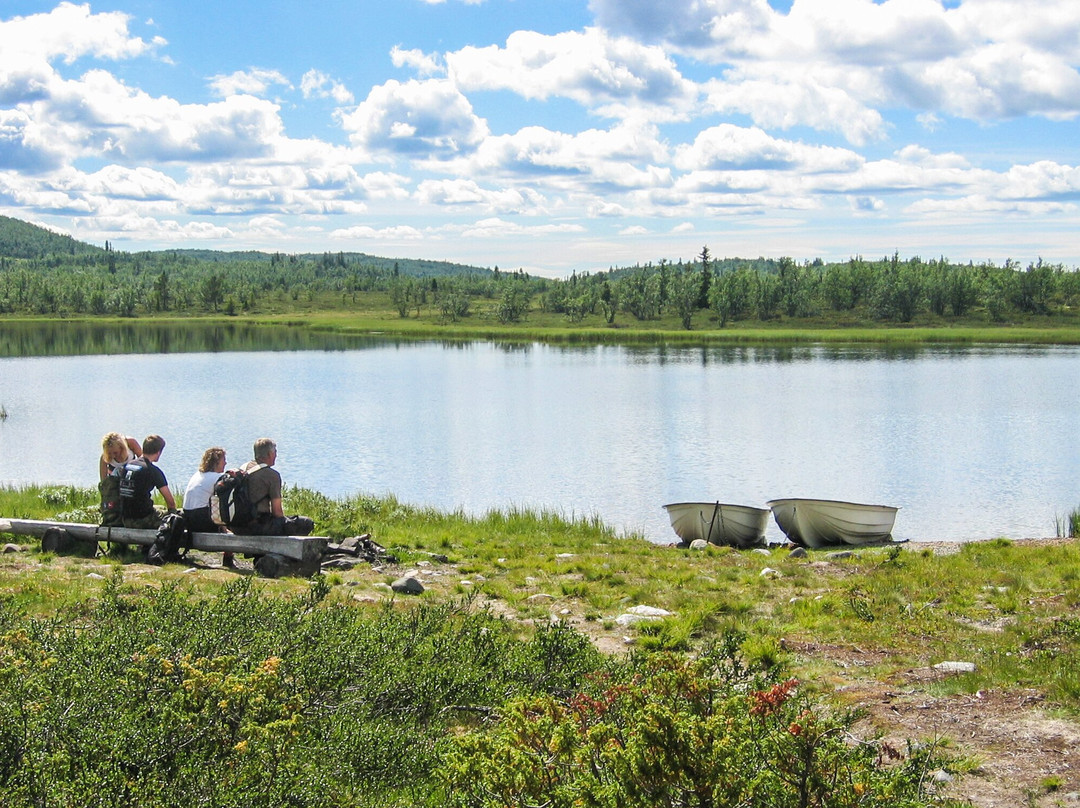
top-left (99, 471), bottom-right (123, 526)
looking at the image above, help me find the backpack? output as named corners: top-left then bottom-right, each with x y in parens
top-left (147, 512), bottom-right (190, 565)
top-left (210, 465), bottom-right (265, 527)
top-left (118, 458), bottom-right (148, 502)
top-left (99, 469), bottom-right (123, 526)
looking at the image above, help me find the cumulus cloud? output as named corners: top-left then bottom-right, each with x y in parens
top-left (447, 28), bottom-right (699, 120)
top-left (329, 224), bottom-right (425, 240)
top-left (593, 0), bottom-right (1080, 139)
top-left (440, 120), bottom-right (671, 196)
top-left (391, 47), bottom-right (444, 77)
top-left (301, 70), bottom-right (354, 104)
top-left (460, 217), bottom-right (586, 238)
top-left (341, 79), bottom-right (489, 158)
top-left (208, 68), bottom-right (291, 98)
top-left (0, 2), bottom-right (163, 65)
top-left (416, 178), bottom-right (545, 213)
top-left (675, 125), bottom-right (863, 173)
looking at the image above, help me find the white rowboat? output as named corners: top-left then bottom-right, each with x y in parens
top-left (662, 502), bottom-right (770, 549)
top-left (766, 498), bottom-right (898, 548)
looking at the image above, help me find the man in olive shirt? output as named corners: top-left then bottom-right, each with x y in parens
top-left (237, 438), bottom-right (314, 536)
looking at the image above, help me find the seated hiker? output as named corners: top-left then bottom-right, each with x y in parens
top-left (233, 438), bottom-right (314, 537)
top-left (181, 446), bottom-right (235, 568)
top-left (99, 432), bottom-right (142, 480)
top-left (119, 434), bottom-right (177, 529)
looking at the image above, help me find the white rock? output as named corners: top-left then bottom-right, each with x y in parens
top-left (933, 661), bottom-right (976, 673)
top-left (760, 567), bottom-right (782, 579)
top-left (555, 553), bottom-right (575, 559)
top-left (626, 605), bottom-right (672, 618)
top-left (615, 605), bottom-right (673, 627)
top-left (689, 539), bottom-right (708, 550)
top-left (753, 548), bottom-right (771, 556)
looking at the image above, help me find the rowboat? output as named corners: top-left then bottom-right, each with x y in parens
top-left (766, 498), bottom-right (898, 548)
top-left (662, 502), bottom-right (770, 548)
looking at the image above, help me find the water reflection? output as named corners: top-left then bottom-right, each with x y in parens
top-left (0, 321), bottom-right (392, 357)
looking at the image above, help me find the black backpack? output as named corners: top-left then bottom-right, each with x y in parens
top-left (147, 512), bottom-right (190, 565)
top-left (210, 465), bottom-right (265, 527)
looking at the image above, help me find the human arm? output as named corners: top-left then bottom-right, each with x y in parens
top-left (159, 484), bottom-right (177, 513)
top-left (270, 496), bottom-right (284, 518)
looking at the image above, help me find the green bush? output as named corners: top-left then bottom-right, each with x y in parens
top-left (441, 642), bottom-right (959, 808)
top-left (0, 573), bottom-right (605, 807)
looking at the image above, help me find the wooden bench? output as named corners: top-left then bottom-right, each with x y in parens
top-left (0, 518), bottom-right (329, 578)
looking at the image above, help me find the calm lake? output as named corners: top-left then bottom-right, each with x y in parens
top-left (0, 324), bottom-right (1077, 544)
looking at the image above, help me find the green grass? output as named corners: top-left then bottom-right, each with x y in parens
top-left (5, 484), bottom-right (1080, 713)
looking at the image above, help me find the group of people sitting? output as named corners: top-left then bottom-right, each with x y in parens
top-left (99, 432), bottom-right (314, 567)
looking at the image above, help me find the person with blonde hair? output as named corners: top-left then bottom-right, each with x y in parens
top-left (99, 432), bottom-right (141, 480)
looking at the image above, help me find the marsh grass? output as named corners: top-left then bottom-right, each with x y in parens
top-left (1057, 506), bottom-right (1080, 538)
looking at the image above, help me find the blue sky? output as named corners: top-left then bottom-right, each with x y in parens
top-left (1, 0), bottom-right (1078, 276)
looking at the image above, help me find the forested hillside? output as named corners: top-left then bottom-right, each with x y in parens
top-left (0, 216), bottom-right (103, 260)
top-left (0, 215), bottom-right (1077, 327)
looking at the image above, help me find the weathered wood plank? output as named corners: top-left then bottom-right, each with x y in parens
top-left (0, 518), bottom-right (327, 563)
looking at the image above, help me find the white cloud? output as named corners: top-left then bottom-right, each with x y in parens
top-left (416, 178), bottom-right (545, 213)
top-left (440, 120), bottom-right (671, 195)
top-left (702, 74), bottom-right (886, 145)
top-left (341, 79), bottom-right (489, 158)
top-left (300, 70), bottom-right (354, 104)
top-left (208, 68), bottom-right (291, 98)
top-left (594, 0), bottom-right (1080, 139)
top-left (329, 224), bottom-right (425, 240)
top-left (390, 47), bottom-right (444, 77)
top-left (620, 225), bottom-right (648, 235)
top-left (675, 125), bottom-right (863, 173)
top-left (459, 217), bottom-right (586, 238)
top-left (0, 2), bottom-right (162, 66)
top-left (447, 28), bottom-right (699, 120)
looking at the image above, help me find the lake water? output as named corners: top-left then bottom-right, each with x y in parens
top-left (0, 328), bottom-right (1077, 544)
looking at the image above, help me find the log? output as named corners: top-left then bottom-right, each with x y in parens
top-left (0, 518), bottom-right (328, 565)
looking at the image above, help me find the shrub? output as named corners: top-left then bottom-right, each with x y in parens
top-left (441, 641), bottom-right (957, 808)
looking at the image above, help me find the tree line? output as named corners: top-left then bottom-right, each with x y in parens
top-left (537, 249), bottom-right (1080, 328)
top-left (0, 216), bottom-right (1077, 325)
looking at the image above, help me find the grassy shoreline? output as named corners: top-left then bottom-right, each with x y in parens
top-left (3, 484), bottom-right (1080, 804)
top-left (2, 483), bottom-right (1078, 691)
top-left (4, 310), bottom-right (1080, 348)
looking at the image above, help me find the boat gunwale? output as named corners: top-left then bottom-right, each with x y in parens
top-left (766, 497), bottom-right (899, 513)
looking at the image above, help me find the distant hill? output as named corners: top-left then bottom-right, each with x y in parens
top-left (0, 216), bottom-right (491, 277)
top-left (0, 216), bottom-right (104, 259)
top-left (165, 248), bottom-right (493, 277)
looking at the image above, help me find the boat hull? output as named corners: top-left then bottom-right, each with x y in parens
top-left (767, 498), bottom-right (898, 548)
top-left (663, 502), bottom-right (769, 549)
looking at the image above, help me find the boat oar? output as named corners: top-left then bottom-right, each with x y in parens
top-left (706, 501), bottom-right (721, 544)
